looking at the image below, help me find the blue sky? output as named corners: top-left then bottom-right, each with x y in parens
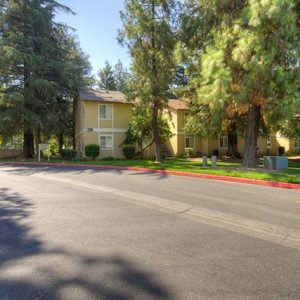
top-left (55, 0), bottom-right (131, 75)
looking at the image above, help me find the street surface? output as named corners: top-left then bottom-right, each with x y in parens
top-left (0, 164), bottom-right (299, 300)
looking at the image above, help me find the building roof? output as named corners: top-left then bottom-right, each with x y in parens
top-left (168, 99), bottom-right (188, 110)
top-left (79, 88), bottom-right (127, 103)
top-left (79, 88), bottom-right (187, 110)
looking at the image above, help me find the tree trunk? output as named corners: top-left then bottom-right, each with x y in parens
top-left (58, 133), bottom-right (64, 153)
top-left (23, 130), bottom-right (34, 158)
top-left (152, 104), bottom-right (161, 162)
top-left (72, 97), bottom-right (76, 149)
top-left (226, 121), bottom-right (241, 158)
top-left (243, 103), bottom-right (261, 168)
top-left (35, 128), bottom-right (41, 156)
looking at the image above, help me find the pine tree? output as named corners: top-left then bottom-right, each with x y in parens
top-left (0, 0), bottom-right (92, 157)
top-left (97, 60), bottom-right (116, 91)
top-left (119, 0), bottom-right (177, 162)
top-left (45, 32), bottom-right (93, 151)
top-left (179, 0), bottom-right (300, 167)
top-left (114, 60), bottom-right (129, 92)
top-left (0, 0), bottom-right (72, 157)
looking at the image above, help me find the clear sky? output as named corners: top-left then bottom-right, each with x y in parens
top-left (55, 0), bottom-right (131, 76)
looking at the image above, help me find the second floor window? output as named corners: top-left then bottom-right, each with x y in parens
top-left (99, 104), bottom-right (112, 120)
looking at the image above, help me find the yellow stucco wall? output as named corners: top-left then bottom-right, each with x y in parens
top-left (165, 109), bottom-right (178, 156)
top-left (114, 103), bottom-right (133, 128)
top-left (74, 97), bottom-right (84, 136)
top-left (85, 101), bottom-right (98, 128)
top-left (207, 139), bottom-right (219, 155)
top-left (177, 110), bottom-right (186, 132)
top-left (166, 135), bottom-right (177, 156)
top-left (75, 100), bottom-right (133, 159)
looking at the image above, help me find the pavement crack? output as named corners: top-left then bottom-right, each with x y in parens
top-left (280, 231), bottom-right (290, 243)
top-left (172, 208), bottom-right (193, 215)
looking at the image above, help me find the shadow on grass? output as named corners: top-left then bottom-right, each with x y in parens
top-left (0, 188), bottom-right (176, 300)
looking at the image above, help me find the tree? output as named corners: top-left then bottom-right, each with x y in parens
top-left (124, 105), bottom-right (172, 158)
top-left (0, 0), bottom-right (92, 157)
top-left (176, 1), bottom-right (246, 158)
top-left (97, 60), bottom-right (116, 91)
top-left (179, 0), bottom-right (300, 167)
top-left (119, 0), bottom-right (177, 162)
top-left (0, 0), bottom-right (73, 158)
top-left (114, 59), bottom-right (130, 92)
top-left (44, 32), bottom-right (93, 152)
top-left (172, 66), bottom-right (189, 88)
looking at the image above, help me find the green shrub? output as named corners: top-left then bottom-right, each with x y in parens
top-left (102, 156), bottom-right (115, 161)
top-left (123, 146), bottom-right (135, 159)
top-left (85, 144), bottom-right (100, 160)
top-left (60, 149), bottom-right (77, 160)
top-left (278, 146), bottom-right (285, 156)
top-left (185, 147), bottom-right (193, 158)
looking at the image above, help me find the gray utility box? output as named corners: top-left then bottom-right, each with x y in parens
top-left (264, 156), bottom-right (288, 170)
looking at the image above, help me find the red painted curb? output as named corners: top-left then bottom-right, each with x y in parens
top-left (1, 161), bottom-right (300, 190)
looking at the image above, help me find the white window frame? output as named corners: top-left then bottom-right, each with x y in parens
top-left (185, 136), bottom-right (195, 149)
top-left (219, 135), bottom-right (228, 149)
top-left (294, 140), bottom-right (300, 149)
top-left (99, 135), bottom-right (113, 151)
top-left (99, 104), bottom-right (112, 120)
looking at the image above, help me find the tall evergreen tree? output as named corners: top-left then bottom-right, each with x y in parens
top-left (0, 0), bottom-right (92, 157)
top-left (119, 0), bottom-right (177, 162)
top-left (114, 59), bottom-right (129, 92)
top-left (97, 60), bottom-right (116, 91)
top-left (44, 32), bottom-right (93, 151)
top-left (0, 0), bottom-right (72, 157)
top-left (179, 0), bottom-right (300, 167)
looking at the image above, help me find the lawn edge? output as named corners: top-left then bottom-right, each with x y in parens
top-left (1, 161), bottom-right (300, 190)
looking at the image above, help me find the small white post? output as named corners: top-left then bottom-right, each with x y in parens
top-left (38, 145), bottom-right (41, 162)
top-left (211, 155), bottom-right (217, 168)
top-left (202, 156), bottom-right (208, 167)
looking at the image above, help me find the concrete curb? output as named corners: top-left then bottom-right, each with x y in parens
top-left (1, 161), bottom-right (300, 190)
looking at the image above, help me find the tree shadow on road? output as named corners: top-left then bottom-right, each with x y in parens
top-left (0, 188), bottom-right (176, 300)
top-left (0, 164), bottom-right (125, 176)
top-left (0, 164), bottom-right (170, 180)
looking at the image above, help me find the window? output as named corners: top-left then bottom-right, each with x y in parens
top-left (219, 136), bottom-right (228, 149)
top-left (100, 135), bottom-right (113, 150)
top-left (185, 136), bottom-right (194, 148)
top-left (294, 140), bottom-right (300, 149)
top-left (82, 106), bottom-right (85, 120)
top-left (99, 104), bottom-right (112, 120)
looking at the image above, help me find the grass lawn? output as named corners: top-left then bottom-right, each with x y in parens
top-left (2, 157), bottom-right (300, 184)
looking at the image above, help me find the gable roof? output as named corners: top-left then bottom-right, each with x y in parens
top-left (79, 88), bottom-right (127, 104)
top-left (168, 99), bottom-right (188, 110)
top-left (78, 88), bottom-right (188, 110)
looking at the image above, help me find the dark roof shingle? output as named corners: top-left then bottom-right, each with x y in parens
top-left (79, 88), bottom-right (127, 103)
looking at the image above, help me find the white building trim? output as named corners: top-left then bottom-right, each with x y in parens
top-left (77, 128), bottom-right (128, 135)
top-left (75, 129), bottom-right (86, 138)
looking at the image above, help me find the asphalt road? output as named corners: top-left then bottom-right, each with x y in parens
top-left (0, 164), bottom-right (300, 300)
